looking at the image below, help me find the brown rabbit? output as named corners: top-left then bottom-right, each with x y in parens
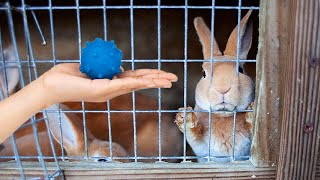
top-left (175, 10), bottom-right (254, 162)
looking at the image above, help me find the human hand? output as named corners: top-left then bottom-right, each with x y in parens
top-left (34, 63), bottom-right (178, 106)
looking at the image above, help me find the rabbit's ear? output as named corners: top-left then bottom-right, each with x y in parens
top-left (0, 46), bottom-right (19, 99)
top-left (224, 10), bottom-right (253, 59)
top-left (194, 17), bottom-right (222, 60)
top-left (46, 104), bottom-right (91, 154)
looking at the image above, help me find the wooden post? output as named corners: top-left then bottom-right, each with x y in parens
top-left (250, 0), bottom-right (289, 167)
top-left (276, 0), bottom-right (320, 179)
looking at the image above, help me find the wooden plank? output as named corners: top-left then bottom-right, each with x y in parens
top-left (0, 161), bottom-right (276, 179)
top-left (250, 0), bottom-right (290, 167)
top-left (276, 0), bottom-right (320, 179)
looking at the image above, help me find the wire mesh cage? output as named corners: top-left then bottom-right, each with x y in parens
top-left (0, 0), bottom-right (259, 179)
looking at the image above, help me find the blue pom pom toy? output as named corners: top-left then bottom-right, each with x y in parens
top-left (80, 38), bottom-right (122, 80)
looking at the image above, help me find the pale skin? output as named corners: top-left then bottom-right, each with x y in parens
top-left (0, 63), bottom-right (178, 143)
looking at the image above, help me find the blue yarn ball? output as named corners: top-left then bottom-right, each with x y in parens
top-left (80, 38), bottom-right (122, 80)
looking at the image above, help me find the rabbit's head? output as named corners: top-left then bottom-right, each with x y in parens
top-left (194, 10), bottom-right (254, 113)
top-left (0, 46), bottom-right (19, 99)
top-left (46, 104), bottom-right (129, 162)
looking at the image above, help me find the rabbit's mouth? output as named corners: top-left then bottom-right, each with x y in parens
top-left (212, 103), bottom-right (236, 111)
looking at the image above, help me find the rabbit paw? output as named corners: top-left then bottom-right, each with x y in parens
top-left (246, 101), bottom-right (255, 110)
top-left (245, 101), bottom-right (255, 124)
top-left (174, 107), bottom-right (197, 132)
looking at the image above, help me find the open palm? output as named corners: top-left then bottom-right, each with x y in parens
top-left (39, 63), bottom-right (178, 104)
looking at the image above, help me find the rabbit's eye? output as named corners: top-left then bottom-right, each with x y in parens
top-left (238, 66), bottom-right (243, 73)
top-left (203, 71), bottom-right (206, 78)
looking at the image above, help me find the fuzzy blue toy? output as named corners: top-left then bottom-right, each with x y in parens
top-left (80, 38), bottom-right (122, 80)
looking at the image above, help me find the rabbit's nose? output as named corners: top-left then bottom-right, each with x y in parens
top-left (215, 87), bottom-right (231, 95)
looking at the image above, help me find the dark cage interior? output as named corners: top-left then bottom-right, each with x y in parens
top-left (0, 0), bottom-right (259, 167)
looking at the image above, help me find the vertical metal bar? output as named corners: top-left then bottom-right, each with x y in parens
top-left (107, 102), bottom-right (113, 161)
top-left (236, 0), bottom-right (242, 75)
top-left (103, 0), bottom-right (107, 41)
top-left (182, 0), bottom-right (188, 162)
top-left (21, 0), bottom-right (49, 177)
top-left (5, 2), bottom-right (26, 179)
top-left (232, 0), bottom-right (242, 161)
top-left (207, 0), bottom-right (216, 163)
top-left (75, 0), bottom-right (89, 160)
top-left (232, 111), bottom-right (237, 160)
top-left (81, 101), bottom-right (89, 160)
top-left (48, 0), bottom-right (56, 65)
top-left (102, 0), bottom-right (114, 161)
top-left (58, 109), bottom-right (65, 161)
top-left (157, 0), bottom-right (162, 162)
top-left (130, 0), bottom-right (138, 162)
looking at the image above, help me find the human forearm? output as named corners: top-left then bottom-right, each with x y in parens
top-left (0, 79), bottom-right (49, 143)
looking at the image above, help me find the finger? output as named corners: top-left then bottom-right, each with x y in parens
top-left (120, 66), bottom-right (124, 72)
top-left (118, 69), bottom-right (168, 78)
top-left (138, 73), bottom-right (178, 82)
top-left (118, 69), bottom-right (178, 81)
top-left (104, 77), bottom-right (172, 92)
top-left (105, 78), bottom-right (173, 98)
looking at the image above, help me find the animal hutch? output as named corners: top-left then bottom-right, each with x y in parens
top-left (0, 0), bottom-right (319, 179)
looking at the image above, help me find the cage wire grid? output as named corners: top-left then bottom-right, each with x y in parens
top-left (0, 0), bottom-right (258, 179)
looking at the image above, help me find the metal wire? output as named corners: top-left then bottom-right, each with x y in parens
top-left (130, 0), bottom-right (138, 162)
top-left (207, 0), bottom-right (216, 163)
top-left (102, 0), bottom-right (114, 162)
top-left (29, 9), bottom-right (46, 45)
top-left (233, 0), bottom-right (242, 161)
top-left (157, 0), bottom-right (162, 162)
top-left (40, 109), bottom-right (254, 114)
top-left (182, 0), bottom-right (188, 162)
top-left (48, 0), bottom-right (56, 64)
top-left (6, 59), bottom-right (257, 63)
top-left (0, 5), bottom-right (259, 11)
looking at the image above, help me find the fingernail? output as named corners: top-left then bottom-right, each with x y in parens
top-left (171, 78), bottom-right (178, 82)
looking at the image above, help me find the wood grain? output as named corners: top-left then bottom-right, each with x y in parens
top-left (276, 0), bottom-right (320, 179)
top-left (0, 161), bottom-right (276, 179)
top-left (250, 0), bottom-right (289, 167)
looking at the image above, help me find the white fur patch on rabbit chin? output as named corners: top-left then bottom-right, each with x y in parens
top-left (197, 102), bottom-right (235, 117)
top-left (213, 103), bottom-right (235, 111)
